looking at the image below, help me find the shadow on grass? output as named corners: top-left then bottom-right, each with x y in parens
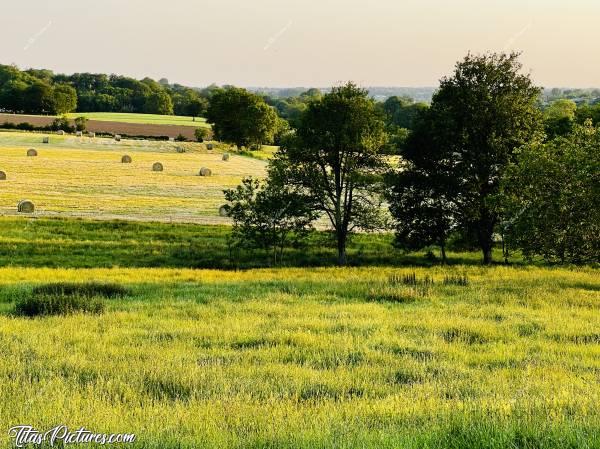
top-left (0, 217), bottom-right (521, 270)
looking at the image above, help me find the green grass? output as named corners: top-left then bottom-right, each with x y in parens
top-left (65, 112), bottom-right (210, 128)
top-left (0, 217), bottom-right (499, 269)
top-left (0, 264), bottom-right (598, 448)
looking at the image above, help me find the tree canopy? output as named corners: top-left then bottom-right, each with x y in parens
top-left (395, 52), bottom-right (543, 264)
top-left (206, 87), bottom-right (279, 149)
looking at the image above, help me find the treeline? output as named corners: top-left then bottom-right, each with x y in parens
top-left (218, 53), bottom-right (599, 266)
top-left (0, 64), bottom-right (212, 117)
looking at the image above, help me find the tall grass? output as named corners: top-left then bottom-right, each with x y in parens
top-left (0, 265), bottom-right (597, 448)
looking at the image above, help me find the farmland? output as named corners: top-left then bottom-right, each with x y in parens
top-left (65, 112), bottom-right (211, 128)
top-left (0, 131), bottom-right (265, 223)
top-left (0, 130), bottom-right (599, 449)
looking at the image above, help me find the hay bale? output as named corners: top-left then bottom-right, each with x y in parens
top-left (152, 162), bottom-right (164, 172)
top-left (0, 171), bottom-right (6, 180)
top-left (57, 130), bottom-right (65, 136)
top-left (27, 149), bottom-right (38, 157)
top-left (76, 131), bottom-right (82, 137)
top-left (206, 143), bottom-right (214, 151)
top-left (17, 200), bottom-right (35, 213)
top-left (42, 137), bottom-right (49, 144)
top-left (88, 132), bottom-right (96, 138)
top-left (199, 167), bottom-right (212, 177)
top-left (218, 205), bottom-right (230, 217)
top-left (222, 153), bottom-right (230, 161)
top-left (176, 146), bottom-right (186, 153)
top-left (114, 134), bottom-right (121, 142)
top-left (121, 155), bottom-right (132, 164)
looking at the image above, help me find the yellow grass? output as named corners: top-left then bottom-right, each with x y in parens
top-left (0, 132), bottom-right (266, 223)
top-left (0, 265), bottom-right (598, 448)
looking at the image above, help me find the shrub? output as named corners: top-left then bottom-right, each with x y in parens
top-left (194, 128), bottom-right (209, 142)
top-left (175, 134), bottom-right (188, 142)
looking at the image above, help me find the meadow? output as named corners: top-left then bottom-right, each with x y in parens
top-left (1, 130), bottom-right (599, 448)
top-left (0, 131), bottom-right (265, 223)
top-left (0, 264), bottom-right (598, 448)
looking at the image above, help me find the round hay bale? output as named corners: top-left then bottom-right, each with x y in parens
top-left (152, 162), bottom-right (164, 172)
top-left (0, 171), bottom-right (6, 180)
top-left (121, 155), bottom-right (132, 164)
top-left (176, 146), bottom-right (186, 153)
top-left (76, 131), bottom-right (83, 137)
top-left (27, 149), bottom-right (38, 157)
top-left (57, 130), bottom-right (65, 136)
top-left (199, 167), bottom-right (212, 177)
top-left (206, 143), bottom-right (214, 151)
top-left (17, 200), bottom-right (35, 214)
top-left (88, 132), bottom-right (96, 138)
top-left (222, 153), bottom-right (230, 161)
top-left (42, 137), bottom-right (49, 144)
top-left (218, 205), bottom-right (230, 217)
top-left (114, 134), bottom-right (121, 142)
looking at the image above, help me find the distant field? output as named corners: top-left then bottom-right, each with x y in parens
top-left (0, 131), bottom-right (266, 223)
top-left (66, 112), bottom-right (211, 128)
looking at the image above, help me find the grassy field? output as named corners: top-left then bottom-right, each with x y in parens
top-left (1, 130), bottom-right (599, 448)
top-left (66, 112), bottom-right (211, 128)
top-left (0, 263), bottom-right (598, 448)
top-left (0, 131), bottom-right (265, 223)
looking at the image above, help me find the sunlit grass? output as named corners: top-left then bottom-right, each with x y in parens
top-left (64, 112), bottom-right (211, 128)
top-left (0, 265), bottom-right (598, 448)
top-left (0, 132), bottom-right (266, 223)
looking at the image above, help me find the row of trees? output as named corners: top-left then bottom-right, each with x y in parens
top-left (0, 65), bottom-right (211, 117)
top-left (224, 52), bottom-right (599, 266)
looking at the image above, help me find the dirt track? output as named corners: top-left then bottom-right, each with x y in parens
top-left (0, 114), bottom-right (198, 140)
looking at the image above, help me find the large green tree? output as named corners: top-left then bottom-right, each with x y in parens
top-left (52, 84), bottom-right (78, 114)
top-left (398, 52), bottom-right (543, 264)
top-left (501, 121), bottom-right (600, 264)
top-left (206, 87), bottom-right (279, 149)
top-left (274, 82), bottom-right (388, 265)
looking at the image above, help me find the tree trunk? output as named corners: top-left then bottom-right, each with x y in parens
top-left (440, 243), bottom-right (447, 265)
top-left (477, 216), bottom-right (496, 265)
top-left (337, 232), bottom-right (347, 266)
top-left (482, 245), bottom-right (493, 265)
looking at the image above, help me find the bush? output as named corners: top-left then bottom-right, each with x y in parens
top-left (15, 294), bottom-right (105, 317)
top-left (194, 128), bottom-right (209, 142)
top-left (50, 116), bottom-right (75, 133)
top-left (175, 134), bottom-right (188, 142)
top-left (74, 116), bottom-right (88, 132)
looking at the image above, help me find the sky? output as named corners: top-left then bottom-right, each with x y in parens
top-left (1, 0), bottom-right (599, 88)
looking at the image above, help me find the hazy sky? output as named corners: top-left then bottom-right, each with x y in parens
top-left (1, 0), bottom-right (598, 88)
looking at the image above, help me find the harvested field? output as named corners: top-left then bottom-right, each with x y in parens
top-left (0, 113), bottom-right (205, 140)
top-left (0, 131), bottom-right (265, 223)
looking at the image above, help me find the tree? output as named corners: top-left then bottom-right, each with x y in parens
top-left (145, 90), bottom-right (174, 115)
top-left (544, 99), bottom-right (576, 138)
top-left (224, 175), bottom-right (316, 265)
top-left (501, 121), bottom-right (600, 264)
top-left (52, 84), bottom-right (78, 114)
top-left (387, 168), bottom-right (458, 264)
top-left (206, 87), bottom-right (279, 149)
top-left (187, 97), bottom-right (208, 121)
top-left (399, 52), bottom-right (543, 264)
top-left (274, 82), bottom-right (388, 265)
top-left (23, 80), bottom-right (54, 114)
